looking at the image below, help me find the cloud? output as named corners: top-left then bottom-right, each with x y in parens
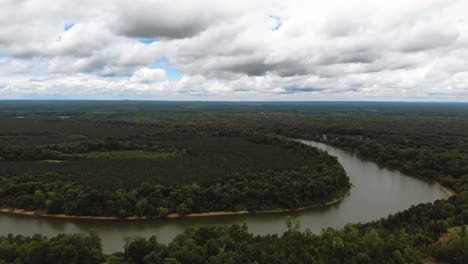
top-left (0, 0), bottom-right (467, 100)
top-left (270, 16), bottom-right (282, 31)
top-left (130, 68), bottom-right (167, 83)
top-left (112, 0), bottom-right (222, 39)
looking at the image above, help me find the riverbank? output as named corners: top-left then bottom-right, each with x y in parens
top-left (0, 191), bottom-right (351, 221)
top-left (0, 180), bottom-right (454, 221)
top-left (305, 140), bottom-right (457, 199)
top-left (434, 181), bottom-right (456, 197)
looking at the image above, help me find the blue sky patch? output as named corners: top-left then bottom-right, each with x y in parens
top-left (284, 87), bottom-right (324, 94)
top-left (139, 39), bottom-right (157, 44)
top-left (0, 53), bottom-right (7, 58)
top-left (64, 23), bottom-right (75, 31)
top-left (152, 56), bottom-right (169, 66)
top-left (150, 56), bottom-right (181, 80)
top-left (164, 67), bottom-right (181, 80)
top-left (270, 15), bottom-right (282, 31)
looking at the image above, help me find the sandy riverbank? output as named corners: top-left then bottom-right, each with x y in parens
top-left (0, 191), bottom-right (351, 221)
top-left (434, 181), bottom-right (456, 197)
top-left (0, 181), bottom-right (455, 221)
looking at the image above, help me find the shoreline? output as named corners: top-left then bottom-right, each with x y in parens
top-left (307, 139), bottom-right (457, 199)
top-left (0, 180), bottom-right (454, 221)
top-left (0, 191), bottom-right (351, 221)
top-left (434, 181), bottom-right (456, 197)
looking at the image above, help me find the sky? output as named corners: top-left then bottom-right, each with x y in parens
top-left (0, 0), bottom-right (467, 101)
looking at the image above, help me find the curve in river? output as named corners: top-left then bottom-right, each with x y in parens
top-left (0, 140), bottom-right (449, 253)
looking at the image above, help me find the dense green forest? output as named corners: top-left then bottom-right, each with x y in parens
top-left (0, 103), bottom-right (350, 217)
top-left (1, 101), bottom-right (468, 263)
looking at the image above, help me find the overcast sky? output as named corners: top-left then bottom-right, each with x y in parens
top-left (0, 0), bottom-right (467, 101)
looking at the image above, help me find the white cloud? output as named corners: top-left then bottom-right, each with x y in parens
top-left (0, 0), bottom-right (467, 100)
top-left (130, 68), bottom-right (167, 83)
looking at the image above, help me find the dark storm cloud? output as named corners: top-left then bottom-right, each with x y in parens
top-left (117, 17), bottom-right (210, 39)
top-left (113, 1), bottom-right (226, 39)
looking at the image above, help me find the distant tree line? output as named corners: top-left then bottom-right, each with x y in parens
top-left (0, 137), bottom-right (177, 161)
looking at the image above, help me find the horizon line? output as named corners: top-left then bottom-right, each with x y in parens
top-left (0, 99), bottom-right (467, 104)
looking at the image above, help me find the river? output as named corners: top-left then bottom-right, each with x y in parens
top-left (0, 140), bottom-right (449, 253)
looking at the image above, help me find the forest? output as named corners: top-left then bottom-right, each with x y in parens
top-left (0, 104), bottom-right (350, 217)
top-left (0, 101), bottom-right (468, 263)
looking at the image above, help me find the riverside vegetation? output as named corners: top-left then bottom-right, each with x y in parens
top-left (0, 101), bottom-right (468, 263)
top-left (0, 127), bottom-right (350, 217)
